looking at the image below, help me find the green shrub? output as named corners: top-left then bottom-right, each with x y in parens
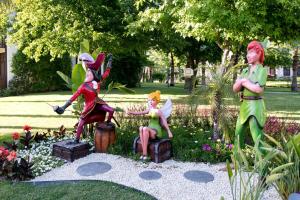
top-left (7, 51), bottom-right (71, 95)
top-left (108, 107), bottom-right (232, 163)
top-left (152, 72), bottom-right (165, 83)
top-left (104, 52), bottom-right (145, 88)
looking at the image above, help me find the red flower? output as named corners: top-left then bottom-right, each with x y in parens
top-left (0, 146), bottom-right (5, 157)
top-left (7, 151), bottom-right (17, 161)
top-left (12, 132), bottom-right (20, 140)
top-left (23, 125), bottom-right (32, 132)
top-left (3, 149), bottom-right (9, 157)
top-left (0, 147), bottom-right (9, 158)
top-left (0, 146), bottom-right (9, 156)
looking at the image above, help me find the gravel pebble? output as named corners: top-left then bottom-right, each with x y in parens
top-left (31, 153), bottom-right (281, 200)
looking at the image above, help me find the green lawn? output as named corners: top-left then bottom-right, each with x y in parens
top-left (0, 181), bottom-right (155, 200)
top-left (0, 82), bottom-right (299, 138)
top-left (265, 77), bottom-right (300, 88)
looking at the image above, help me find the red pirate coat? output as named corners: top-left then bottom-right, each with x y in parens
top-left (69, 68), bottom-right (111, 118)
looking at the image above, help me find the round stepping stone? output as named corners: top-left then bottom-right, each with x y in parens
top-left (183, 170), bottom-right (214, 183)
top-left (288, 193), bottom-right (300, 200)
top-left (76, 162), bottom-right (112, 176)
top-left (139, 170), bottom-right (162, 180)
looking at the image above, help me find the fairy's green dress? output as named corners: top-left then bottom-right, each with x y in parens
top-left (235, 64), bottom-right (267, 148)
top-left (148, 109), bottom-right (167, 139)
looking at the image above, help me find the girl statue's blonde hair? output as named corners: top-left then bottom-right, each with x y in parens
top-left (148, 90), bottom-right (161, 103)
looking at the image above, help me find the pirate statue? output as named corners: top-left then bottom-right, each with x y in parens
top-left (54, 52), bottom-right (115, 143)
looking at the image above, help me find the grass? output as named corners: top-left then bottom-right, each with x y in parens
top-left (0, 82), bottom-right (299, 137)
top-left (0, 181), bottom-right (155, 200)
top-left (265, 77), bottom-right (300, 88)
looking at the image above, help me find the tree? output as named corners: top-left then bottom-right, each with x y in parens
top-left (3, 0), bottom-right (148, 87)
top-left (128, 1), bottom-right (222, 90)
top-left (0, 0), bottom-right (14, 40)
top-left (263, 42), bottom-right (299, 91)
top-left (172, 0), bottom-right (300, 71)
top-left (264, 45), bottom-right (292, 69)
top-left (291, 45), bottom-right (299, 91)
top-left (127, 1), bottom-right (188, 87)
top-left (172, 0), bottom-right (261, 68)
top-left (181, 38), bottom-right (221, 89)
top-left (8, 0), bottom-right (119, 60)
top-left (7, 0), bottom-right (148, 61)
top-left (170, 0), bottom-right (300, 138)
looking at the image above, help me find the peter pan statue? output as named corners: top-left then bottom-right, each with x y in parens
top-left (233, 40), bottom-right (267, 151)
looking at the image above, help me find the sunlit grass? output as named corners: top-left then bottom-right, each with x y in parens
top-left (0, 82), bottom-right (299, 135)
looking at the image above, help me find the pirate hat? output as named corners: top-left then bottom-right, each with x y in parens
top-left (79, 52), bottom-right (106, 71)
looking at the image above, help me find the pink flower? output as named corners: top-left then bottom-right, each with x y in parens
top-left (226, 144), bottom-right (233, 150)
top-left (12, 132), bottom-right (20, 140)
top-left (23, 125), bottom-right (32, 132)
top-left (285, 122), bottom-right (300, 135)
top-left (6, 151), bottom-right (17, 161)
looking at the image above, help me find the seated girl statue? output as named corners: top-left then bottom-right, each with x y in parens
top-left (54, 52), bottom-right (114, 143)
top-left (127, 90), bottom-right (173, 161)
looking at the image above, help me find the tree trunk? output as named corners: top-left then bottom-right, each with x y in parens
top-left (212, 91), bottom-right (222, 140)
top-left (291, 47), bottom-right (299, 92)
top-left (142, 68), bottom-right (146, 82)
top-left (221, 48), bottom-right (230, 69)
top-left (233, 72), bottom-right (238, 82)
top-left (149, 67), bottom-right (153, 82)
top-left (170, 51), bottom-right (175, 86)
top-left (184, 56), bottom-right (194, 93)
top-left (185, 78), bottom-right (193, 93)
top-left (201, 65), bottom-right (206, 85)
top-left (184, 59), bottom-right (189, 90)
top-left (231, 51), bottom-right (241, 82)
top-left (194, 59), bottom-right (199, 88)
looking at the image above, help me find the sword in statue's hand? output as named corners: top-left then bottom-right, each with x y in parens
top-left (46, 103), bottom-right (72, 112)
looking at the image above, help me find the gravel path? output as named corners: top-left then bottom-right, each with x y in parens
top-left (31, 153), bottom-right (280, 200)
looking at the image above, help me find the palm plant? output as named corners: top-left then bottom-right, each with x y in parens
top-left (226, 136), bottom-right (278, 200)
top-left (263, 134), bottom-right (300, 199)
top-left (197, 63), bottom-right (244, 142)
top-left (227, 133), bottom-right (300, 200)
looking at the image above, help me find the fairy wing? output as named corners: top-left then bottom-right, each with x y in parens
top-left (160, 98), bottom-right (172, 119)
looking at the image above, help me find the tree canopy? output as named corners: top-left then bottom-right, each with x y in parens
top-left (2, 0), bottom-right (299, 68)
top-left (8, 0), bottom-right (147, 60)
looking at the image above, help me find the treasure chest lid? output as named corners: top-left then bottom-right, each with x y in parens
top-left (53, 140), bottom-right (89, 151)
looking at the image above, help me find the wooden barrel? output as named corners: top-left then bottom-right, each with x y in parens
top-left (94, 122), bottom-right (116, 153)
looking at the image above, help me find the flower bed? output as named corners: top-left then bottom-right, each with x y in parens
top-left (0, 125), bottom-right (93, 180)
top-left (17, 137), bottom-right (66, 177)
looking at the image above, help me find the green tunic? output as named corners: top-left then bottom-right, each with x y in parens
top-left (148, 109), bottom-right (166, 138)
top-left (238, 64), bottom-right (267, 128)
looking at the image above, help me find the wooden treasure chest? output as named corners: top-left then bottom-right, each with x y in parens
top-left (133, 136), bottom-right (172, 163)
top-left (52, 140), bottom-right (90, 162)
